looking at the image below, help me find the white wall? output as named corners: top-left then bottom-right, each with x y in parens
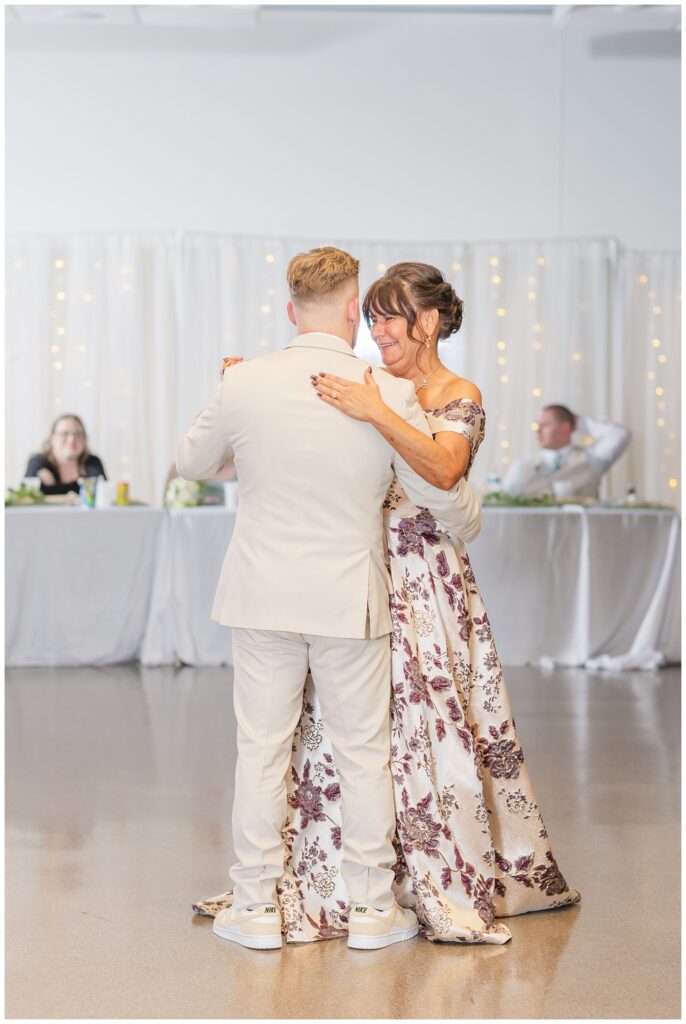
top-left (6, 8), bottom-right (680, 250)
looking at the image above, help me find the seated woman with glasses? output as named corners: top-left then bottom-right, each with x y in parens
top-left (25, 414), bottom-right (107, 495)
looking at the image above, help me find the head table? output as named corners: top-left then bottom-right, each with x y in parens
top-left (5, 504), bottom-right (680, 670)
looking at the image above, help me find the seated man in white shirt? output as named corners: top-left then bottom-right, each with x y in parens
top-left (503, 404), bottom-right (631, 499)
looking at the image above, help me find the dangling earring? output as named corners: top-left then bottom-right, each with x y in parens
top-left (424, 320), bottom-right (433, 348)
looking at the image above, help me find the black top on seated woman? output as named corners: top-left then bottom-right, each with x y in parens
top-left (25, 414), bottom-right (107, 495)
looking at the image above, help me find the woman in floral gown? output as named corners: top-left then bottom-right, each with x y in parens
top-left (195, 263), bottom-right (580, 943)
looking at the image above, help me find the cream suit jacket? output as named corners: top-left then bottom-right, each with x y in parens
top-left (176, 332), bottom-right (482, 639)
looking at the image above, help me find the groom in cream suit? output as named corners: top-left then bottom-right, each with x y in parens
top-left (176, 247), bottom-right (481, 951)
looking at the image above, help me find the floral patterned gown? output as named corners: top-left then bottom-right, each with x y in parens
top-left (195, 399), bottom-right (580, 943)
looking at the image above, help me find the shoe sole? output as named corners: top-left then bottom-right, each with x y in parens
top-left (348, 925), bottom-right (419, 950)
top-left (212, 922), bottom-right (283, 950)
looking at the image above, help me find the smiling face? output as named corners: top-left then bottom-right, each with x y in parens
top-left (369, 309), bottom-right (433, 378)
top-left (51, 416), bottom-right (86, 462)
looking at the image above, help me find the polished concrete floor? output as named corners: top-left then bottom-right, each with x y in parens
top-left (5, 662), bottom-right (680, 1019)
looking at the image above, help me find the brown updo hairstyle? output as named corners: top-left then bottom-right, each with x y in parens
top-left (41, 413), bottom-right (92, 474)
top-left (362, 262), bottom-right (464, 345)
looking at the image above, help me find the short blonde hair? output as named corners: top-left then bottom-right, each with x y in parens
top-left (287, 246), bottom-right (359, 303)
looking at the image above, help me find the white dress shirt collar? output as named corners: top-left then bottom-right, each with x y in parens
top-left (285, 332), bottom-right (358, 358)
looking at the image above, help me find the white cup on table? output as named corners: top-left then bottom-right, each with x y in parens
top-left (95, 479), bottom-right (117, 509)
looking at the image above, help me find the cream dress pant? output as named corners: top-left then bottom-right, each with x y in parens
top-left (230, 627), bottom-right (396, 912)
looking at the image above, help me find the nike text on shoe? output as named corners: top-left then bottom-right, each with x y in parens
top-left (347, 903), bottom-right (419, 950)
top-left (212, 903), bottom-right (283, 950)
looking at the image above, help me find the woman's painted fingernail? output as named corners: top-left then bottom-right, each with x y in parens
top-left (319, 371), bottom-right (326, 377)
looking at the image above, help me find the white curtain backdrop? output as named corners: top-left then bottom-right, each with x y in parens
top-left (6, 233), bottom-right (680, 507)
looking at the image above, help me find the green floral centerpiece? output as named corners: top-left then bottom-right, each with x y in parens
top-left (165, 477), bottom-right (206, 508)
top-left (482, 491), bottom-right (675, 511)
top-left (482, 491), bottom-right (558, 507)
top-left (5, 484), bottom-right (46, 507)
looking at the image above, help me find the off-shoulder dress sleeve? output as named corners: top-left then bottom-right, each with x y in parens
top-left (426, 399), bottom-right (486, 476)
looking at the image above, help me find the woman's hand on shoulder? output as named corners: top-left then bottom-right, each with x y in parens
top-left (311, 367), bottom-right (388, 424)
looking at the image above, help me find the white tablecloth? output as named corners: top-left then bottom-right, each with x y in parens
top-left (140, 505), bottom-right (680, 670)
top-left (141, 508), bottom-right (234, 667)
top-left (5, 507), bottom-right (163, 666)
top-left (6, 505), bottom-right (680, 669)
top-left (469, 506), bottom-right (681, 668)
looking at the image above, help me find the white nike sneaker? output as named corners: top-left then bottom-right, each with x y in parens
top-left (347, 903), bottom-right (419, 950)
top-left (212, 903), bottom-right (283, 950)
